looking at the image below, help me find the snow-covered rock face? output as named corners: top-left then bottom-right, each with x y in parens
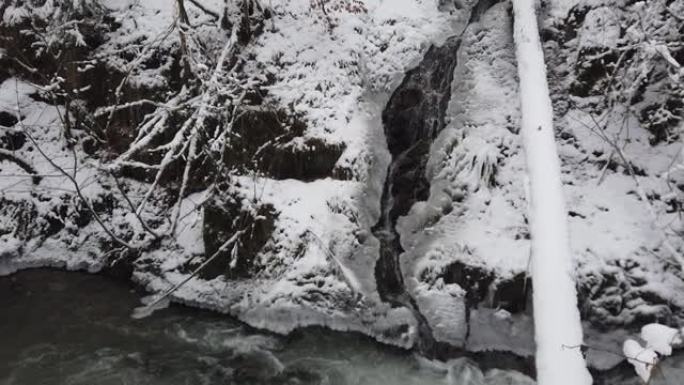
top-left (0, 0), bottom-right (476, 351)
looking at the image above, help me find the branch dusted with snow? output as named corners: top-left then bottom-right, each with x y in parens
top-left (131, 228), bottom-right (246, 319)
top-left (12, 81), bottom-right (137, 250)
top-left (19, 126), bottom-right (136, 250)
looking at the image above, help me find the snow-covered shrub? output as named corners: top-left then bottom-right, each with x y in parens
top-left (0, 0), bottom-right (111, 77)
top-left (309, 0), bottom-right (367, 29)
top-left (556, 0), bottom-right (683, 143)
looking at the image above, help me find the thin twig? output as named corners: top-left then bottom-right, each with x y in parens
top-left (132, 229), bottom-right (246, 319)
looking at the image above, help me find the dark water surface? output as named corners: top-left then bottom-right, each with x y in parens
top-left (8, 269), bottom-right (675, 385)
top-left (0, 269), bottom-right (457, 385)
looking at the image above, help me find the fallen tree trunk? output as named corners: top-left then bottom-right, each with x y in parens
top-left (510, 1), bottom-right (593, 384)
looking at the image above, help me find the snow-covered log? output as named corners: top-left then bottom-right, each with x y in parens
top-left (511, 1), bottom-right (592, 384)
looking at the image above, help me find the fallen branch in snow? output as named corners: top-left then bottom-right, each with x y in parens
top-left (131, 229), bottom-right (246, 319)
top-left (562, 343), bottom-right (665, 367)
top-left (108, 170), bottom-right (163, 240)
top-left (564, 342), bottom-right (670, 384)
top-left (0, 149), bottom-right (42, 184)
top-left (186, 0), bottom-right (220, 20)
top-left (107, 23), bottom-right (256, 238)
top-left (304, 228), bottom-right (362, 296)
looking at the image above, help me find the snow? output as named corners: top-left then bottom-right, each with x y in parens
top-left (579, 7), bottom-right (621, 48)
top-left (623, 339), bottom-right (659, 383)
top-left (511, 0), bottom-right (591, 384)
top-left (413, 280), bottom-right (468, 346)
top-left (2, 0), bottom-right (684, 372)
top-left (640, 323), bottom-right (683, 356)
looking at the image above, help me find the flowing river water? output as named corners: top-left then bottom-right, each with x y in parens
top-left (0, 269), bottom-right (537, 385)
top-left (3, 270), bottom-right (684, 385)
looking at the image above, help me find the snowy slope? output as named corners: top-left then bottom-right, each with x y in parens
top-left (0, 0), bottom-right (477, 348)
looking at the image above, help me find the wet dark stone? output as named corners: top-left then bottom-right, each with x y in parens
top-left (0, 130), bottom-right (26, 151)
top-left (101, 248), bottom-right (141, 281)
top-left (44, 208), bottom-right (66, 239)
top-left (236, 0), bottom-right (269, 45)
top-left (387, 139), bottom-right (431, 223)
top-left (243, 88), bottom-right (268, 105)
top-left (491, 272), bottom-right (530, 313)
top-left (428, 261), bottom-right (529, 313)
top-left (569, 47), bottom-right (624, 97)
top-left (81, 136), bottom-right (99, 156)
top-left (73, 206), bottom-right (93, 228)
top-left (200, 187), bottom-right (278, 280)
top-left (442, 261), bottom-right (495, 308)
top-left (91, 193), bottom-right (116, 216)
top-left (561, 4), bottom-right (591, 42)
top-left (224, 108), bottom-right (345, 181)
top-left (0, 111), bottom-right (18, 127)
top-left (258, 137), bottom-right (346, 181)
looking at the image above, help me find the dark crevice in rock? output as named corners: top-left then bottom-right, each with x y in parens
top-left (373, 35), bottom-right (462, 306)
top-left (467, 0), bottom-right (502, 24)
top-left (371, 34), bottom-right (461, 358)
top-left (372, 0), bottom-right (523, 360)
